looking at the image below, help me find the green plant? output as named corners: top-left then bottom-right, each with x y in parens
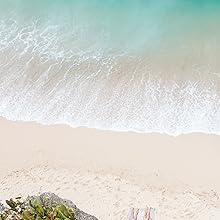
top-left (0, 197), bottom-right (75, 220)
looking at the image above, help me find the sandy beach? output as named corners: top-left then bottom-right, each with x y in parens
top-left (0, 117), bottom-right (220, 219)
top-left (1, 1), bottom-right (220, 219)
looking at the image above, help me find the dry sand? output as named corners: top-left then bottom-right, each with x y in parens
top-left (0, 117), bottom-right (220, 219)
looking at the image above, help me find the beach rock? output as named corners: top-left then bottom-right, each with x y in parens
top-left (25, 192), bottom-right (98, 220)
top-left (0, 203), bottom-right (5, 214)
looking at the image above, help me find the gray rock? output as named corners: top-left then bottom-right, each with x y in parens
top-left (0, 203), bottom-right (5, 214)
top-left (26, 192), bottom-right (99, 220)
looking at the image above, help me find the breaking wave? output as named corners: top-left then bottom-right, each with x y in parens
top-left (0, 1), bottom-right (220, 136)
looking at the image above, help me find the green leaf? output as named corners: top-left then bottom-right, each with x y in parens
top-left (36, 215), bottom-right (43, 220)
top-left (21, 210), bottom-right (34, 220)
top-left (6, 199), bottom-right (17, 210)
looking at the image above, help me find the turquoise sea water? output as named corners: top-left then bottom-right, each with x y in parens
top-left (0, 1), bottom-right (220, 135)
top-left (1, 1), bottom-right (220, 53)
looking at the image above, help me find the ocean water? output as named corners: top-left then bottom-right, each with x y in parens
top-left (0, 0), bottom-right (220, 135)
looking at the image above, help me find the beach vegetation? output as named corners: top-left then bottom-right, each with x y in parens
top-left (0, 197), bottom-right (75, 220)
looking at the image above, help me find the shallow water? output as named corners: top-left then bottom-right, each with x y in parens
top-left (0, 0), bottom-right (220, 135)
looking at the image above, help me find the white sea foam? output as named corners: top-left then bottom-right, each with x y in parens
top-left (0, 16), bottom-right (220, 136)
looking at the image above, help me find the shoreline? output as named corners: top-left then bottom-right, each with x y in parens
top-left (0, 117), bottom-right (220, 219)
top-left (2, 115), bottom-right (220, 137)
